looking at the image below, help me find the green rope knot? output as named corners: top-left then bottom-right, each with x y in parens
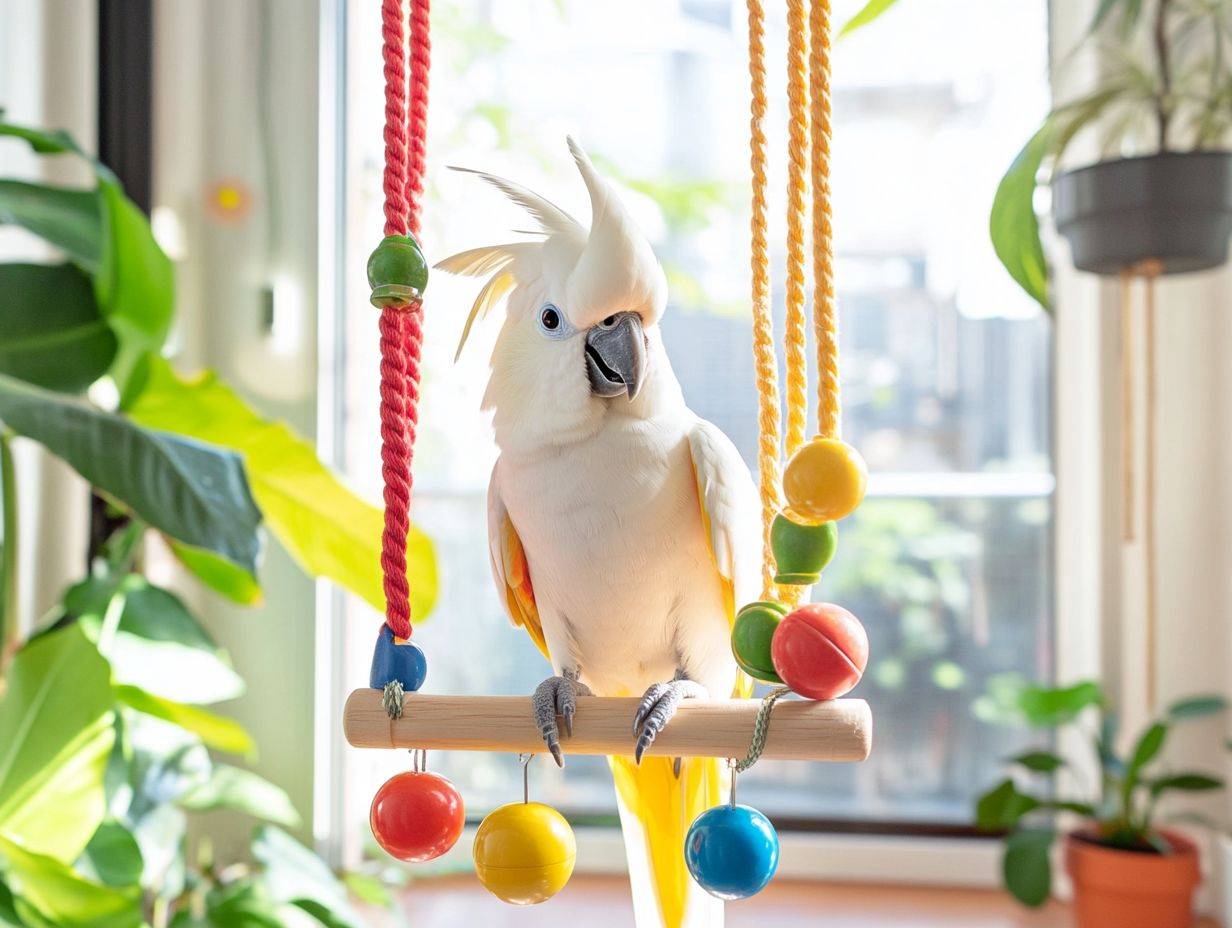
top-left (735, 686), bottom-right (792, 773)
top-left (382, 679), bottom-right (405, 720)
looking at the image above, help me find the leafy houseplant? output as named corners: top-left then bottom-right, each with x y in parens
top-left (975, 681), bottom-right (1226, 928)
top-left (0, 119), bottom-right (433, 924)
top-left (992, 0), bottom-right (1232, 308)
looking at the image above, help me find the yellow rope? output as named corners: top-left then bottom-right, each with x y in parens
top-left (784, 0), bottom-right (811, 459)
top-left (810, 0), bottom-right (840, 439)
top-left (746, 0), bottom-right (783, 600)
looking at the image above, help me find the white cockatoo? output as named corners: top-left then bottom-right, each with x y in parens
top-left (437, 138), bottom-right (760, 928)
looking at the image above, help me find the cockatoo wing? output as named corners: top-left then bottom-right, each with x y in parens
top-left (488, 463), bottom-right (550, 661)
top-left (687, 419), bottom-right (760, 700)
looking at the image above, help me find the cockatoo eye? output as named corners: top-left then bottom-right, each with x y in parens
top-left (599, 315), bottom-right (618, 329)
top-left (537, 303), bottom-right (570, 338)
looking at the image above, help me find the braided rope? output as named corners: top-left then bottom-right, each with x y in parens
top-left (746, 0), bottom-right (782, 601)
top-left (810, 0), bottom-right (840, 439)
top-left (377, 0), bottom-right (430, 640)
top-left (735, 686), bottom-right (792, 772)
top-left (783, 0), bottom-right (811, 461)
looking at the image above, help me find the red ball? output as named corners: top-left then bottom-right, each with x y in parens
top-left (370, 771), bottom-right (465, 862)
top-left (770, 603), bottom-right (868, 700)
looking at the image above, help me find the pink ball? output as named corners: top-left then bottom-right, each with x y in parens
top-left (770, 603), bottom-right (869, 700)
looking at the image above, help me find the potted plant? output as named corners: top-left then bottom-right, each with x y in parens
top-left (975, 681), bottom-right (1227, 928)
top-left (992, 0), bottom-right (1232, 307)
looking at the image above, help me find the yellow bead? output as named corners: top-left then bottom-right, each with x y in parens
top-left (473, 802), bottom-right (577, 905)
top-left (782, 438), bottom-right (867, 524)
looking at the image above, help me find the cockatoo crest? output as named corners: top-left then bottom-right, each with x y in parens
top-left (437, 137), bottom-right (667, 360)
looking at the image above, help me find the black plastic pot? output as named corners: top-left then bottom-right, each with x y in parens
top-left (1053, 151), bottom-right (1232, 275)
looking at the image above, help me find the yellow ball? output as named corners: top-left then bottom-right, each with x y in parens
top-left (782, 438), bottom-right (867, 524)
top-left (473, 802), bottom-right (576, 905)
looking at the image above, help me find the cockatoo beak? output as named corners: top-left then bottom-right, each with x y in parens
top-left (584, 312), bottom-right (645, 400)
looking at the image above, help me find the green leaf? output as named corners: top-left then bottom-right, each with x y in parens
top-left (1009, 751), bottom-right (1065, 773)
top-left (0, 625), bottom-right (114, 859)
top-left (0, 122), bottom-right (92, 159)
top-left (128, 359), bottom-right (437, 619)
top-left (179, 765), bottom-right (301, 827)
top-left (0, 879), bottom-right (22, 927)
top-left (171, 542), bottom-right (264, 606)
top-left (1002, 828), bottom-right (1054, 907)
top-left (839, 0), bottom-right (902, 37)
top-left (80, 821), bottom-right (143, 887)
top-left (0, 372), bottom-right (262, 573)
top-left (976, 779), bottom-right (1041, 831)
top-left (0, 835), bottom-right (140, 928)
top-left (1128, 722), bottom-right (1168, 778)
top-left (252, 827), bottom-right (363, 928)
top-left (115, 686), bottom-right (255, 757)
top-left (1166, 694), bottom-right (1228, 721)
top-left (0, 181), bottom-right (103, 272)
top-left (1017, 681), bottom-right (1104, 727)
top-left (94, 183), bottom-right (174, 404)
top-left (79, 576), bottom-right (245, 705)
top-left (340, 872), bottom-right (393, 908)
top-left (0, 263), bottom-right (117, 393)
top-left (1149, 773), bottom-right (1224, 797)
top-left (989, 123), bottom-right (1052, 311)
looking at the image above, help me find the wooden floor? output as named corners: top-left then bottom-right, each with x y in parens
top-left (369, 874), bottom-right (1212, 927)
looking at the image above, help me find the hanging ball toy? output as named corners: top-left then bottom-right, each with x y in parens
top-left (370, 770), bottom-right (465, 862)
top-left (369, 624), bottom-right (428, 693)
top-left (771, 603), bottom-right (869, 700)
top-left (473, 802), bottom-right (577, 905)
top-left (771, 514), bottom-right (837, 585)
top-left (367, 233), bottom-right (429, 309)
top-left (731, 601), bottom-right (788, 684)
top-left (782, 437), bottom-right (868, 525)
top-left (685, 804), bottom-right (780, 901)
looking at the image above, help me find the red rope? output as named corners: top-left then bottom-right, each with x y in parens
top-left (378, 0), bottom-right (430, 640)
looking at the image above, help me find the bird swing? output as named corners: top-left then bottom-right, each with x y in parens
top-left (345, 0), bottom-right (873, 912)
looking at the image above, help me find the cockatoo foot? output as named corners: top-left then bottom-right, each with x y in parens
top-left (632, 676), bottom-right (708, 764)
top-left (532, 673), bottom-right (592, 767)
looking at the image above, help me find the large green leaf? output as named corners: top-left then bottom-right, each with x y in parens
top-left (170, 543), bottom-right (264, 606)
top-left (252, 827), bottom-right (364, 928)
top-left (79, 821), bottom-right (144, 888)
top-left (115, 686), bottom-right (255, 758)
top-left (1166, 694), bottom-right (1228, 721)
top-left (95, 184), bottom-right (173, 405)
top-left (1017, 681), bottom-right (1104, 727)
top-left (0, 181), bottom-right (103, 272)
top-left (0, 119), bottom-right (174, 400)
top-left (75, 575), bottom-right (245, 705)
top-left (178, 765), bottom-right (301, 827)
top-left (0, 372), bottom-right (262, 573)
top-left (1002, 828), bottom-right (1054, 907)
top-left (0, 836), bottom-right (140, 928)
top-left (0, 263), bottom-right (117, 392)
top-left (839, 0), bottom-right (902, 37)
top-left (129, 359), bottom-right (437, 619)
top-left (0, 625), bottom-right (114, 859)
top-left (975, 779), bottom-right (1040, 831)
top-left (989, 122), bottom-right (1052, 311)
top-left (1149, 773), bottom-right (1224, 797)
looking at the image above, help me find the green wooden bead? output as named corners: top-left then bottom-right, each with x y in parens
top-left (731, 600), bottom-right (788, 684)
top-left (771, 514), bottom-right (837, 585)
top-left (367, 234), bottom-right (428, 308)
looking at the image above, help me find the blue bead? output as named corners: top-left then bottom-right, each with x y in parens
top-left (369, 624), bottom-right (428, 692)
top-left (684, 804), bottom-right (779, 901)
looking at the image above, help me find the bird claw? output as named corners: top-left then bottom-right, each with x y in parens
top-left (532, 674), bottom-right (591, 768)
top-left (632, 678), bottom-right (708, 764)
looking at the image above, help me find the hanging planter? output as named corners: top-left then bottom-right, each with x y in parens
top-left (1053, 151), bottom-right (1232, 275)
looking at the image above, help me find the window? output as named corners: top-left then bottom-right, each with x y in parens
top-left (335, 0), bottom-right (1052, 841)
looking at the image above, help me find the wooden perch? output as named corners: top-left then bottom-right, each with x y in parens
top-left (344, 691), bottom-right (872, 762)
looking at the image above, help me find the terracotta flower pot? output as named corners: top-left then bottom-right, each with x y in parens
top-left (1065, 828), bottom-right (1201, 928)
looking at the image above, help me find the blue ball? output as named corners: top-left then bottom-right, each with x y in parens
top-left (684, 804), bottom-right (779, 900)
top-left (369, 624), bottom-right (428, 692)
